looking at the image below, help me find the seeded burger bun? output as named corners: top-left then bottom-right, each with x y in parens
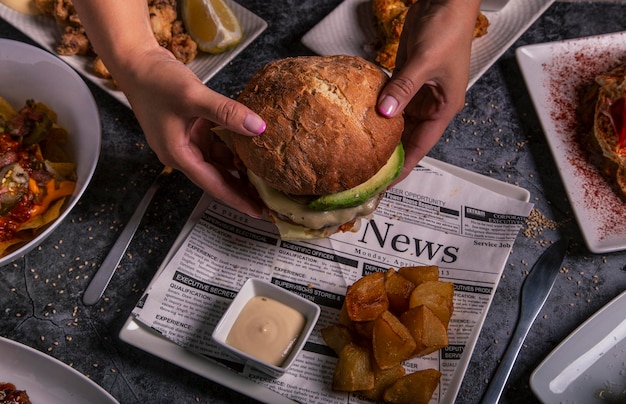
top-left (219, 55), bottom-right (404, 239)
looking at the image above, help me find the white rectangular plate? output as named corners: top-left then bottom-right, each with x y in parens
top-left (0, 1), bottom-right (267, 108)
top-left (516, 32), bottom-right (626, 253)
top-left (119, 156), bottom-right (530, 403)
top-left (301, 0), bottom-right (555, 89)
top-left (530, 290), bottom-right (626, 403)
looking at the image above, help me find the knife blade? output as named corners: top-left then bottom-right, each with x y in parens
top-left (82, 166), bottom-right (173, 306)
top-left (481, 238), bottom-right (568, 404)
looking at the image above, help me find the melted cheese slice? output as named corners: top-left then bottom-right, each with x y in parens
top-left (248, 170), bottom-right (379, 239)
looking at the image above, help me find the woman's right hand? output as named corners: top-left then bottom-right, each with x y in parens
top-left (118, 46), bottom-right (266, 218)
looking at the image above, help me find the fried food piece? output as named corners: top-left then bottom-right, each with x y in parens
top-left (400, 305), bottom-right (449, 356)
top-left (38, 0), bottom-right (199, 83)
top-left (384, 268), bottom-right (416, 314)
top-left (54, 0), bottom-right (80, 25)
top-left (372, 310), bottom-right (417, 369)
top-left (332, 343), bottom-right (376, 392)
top-left (324, 267), bottom-right (453, 403)
top-left (149, 0), bottom-right (177, 46)
top-left (0, 382), bottom-right (31, 404)
top-left (321, 324), bottom-right (353, 355)
top-left (383, 369), bottom-right (442, 404)
top-left (168, 21), bottom-right (199, 64)
top-left (474, 11), bottom-right (490, 37)
top-left (33, 0), bottom-right (54, 15)
top-left (92, 56), bottom-right (112, 80)
top-left (372, 0), bottom-right (490, 71)
top-left (360, 364), bottom-right (406, 401)
top-left (397, 265), bottom-right (439, 286)
top-left (408, 280), bottom-right (454, 328)
top-left (35, 0), bottom-right (88, 56)
top-left (345, 271), bottom-right (389, 322)
top-left (56, 24), bottom-right (90, 56)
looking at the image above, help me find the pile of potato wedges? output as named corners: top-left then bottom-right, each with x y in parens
top-left (322, 265), bottom-right (454, 404)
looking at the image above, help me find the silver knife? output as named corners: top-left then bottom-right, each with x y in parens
top-left (82, 166), bottom-right (173, 306)
top-left (481, 238), bottom-right (568, 404)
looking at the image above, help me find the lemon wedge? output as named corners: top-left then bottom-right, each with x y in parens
top-left (182, 0), bottom-right (243, 54)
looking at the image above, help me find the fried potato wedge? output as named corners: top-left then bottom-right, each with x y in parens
top-left (332, 343), bottom-right (375, 392)
top-left (324, 267), bottom-right (453, 403)
top-left (384, 268), bottom-right (415, 314)
top-left (397, 265), bottom-right (439, 286)
top-left (400, 305), bottom-right (449, 357)
top-left (383, 368), bottom-right (442, 404)
top-left (338, 301), bottom-right (352, 327)
top-left (409, 281), bottom-right (454, 327)
top-left (352, 319), bottom-right (376, 341)
top-left (359, 363), bottom-right (405, 401)
top-left (372, 311), bottom-right (416, 369)
top-left (321, 324), bottom-right (353, 355)
top-left (345, 271), bottom-right (389, 322)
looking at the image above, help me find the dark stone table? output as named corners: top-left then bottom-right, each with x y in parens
top-left (1, 1), bottom-right (625, 403)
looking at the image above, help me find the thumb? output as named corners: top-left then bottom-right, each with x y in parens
top-left (197, 91), bottom-right (266, 136)
top-left (377, 63), bottom-right (429, 118)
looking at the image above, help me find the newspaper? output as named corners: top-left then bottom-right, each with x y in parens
top-left (132, 160), bottom-right (533, 404)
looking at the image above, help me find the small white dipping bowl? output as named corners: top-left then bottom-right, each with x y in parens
top-left (212, 278), bottom-right (320, 378)
top-left (0, 39), bottom-right (101, 267)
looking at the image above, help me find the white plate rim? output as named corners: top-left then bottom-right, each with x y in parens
top-left (529, 290), bottom-right (626, 402)
top-left (516, 31), bottom-right (626, 254)
top-left (119, 156), bottom-right (530, 403)
top-left (0, 1), bottom-right (268, 108)
top-left (300, 0), bottom-right (555, 89)
top-left (0, 336), bottom-right (118, 404)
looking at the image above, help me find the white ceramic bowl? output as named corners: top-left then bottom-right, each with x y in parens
top-left (0, 39), bottom-right (101, 267)
top-left (212, 278), bottom-right (320, 378)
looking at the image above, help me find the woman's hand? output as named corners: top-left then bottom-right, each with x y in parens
top-left (377, 0), bottom-right (481, 181)
top-left (119, 47), bottom-right (266, 217)
top-left (73, 0), bottom-right (266, 218)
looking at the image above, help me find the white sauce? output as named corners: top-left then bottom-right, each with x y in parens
top-left (226, 296), bottom-right (305, 366)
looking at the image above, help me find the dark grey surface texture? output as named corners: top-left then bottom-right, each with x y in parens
top-left (1, 1), bottom-right (625, 403)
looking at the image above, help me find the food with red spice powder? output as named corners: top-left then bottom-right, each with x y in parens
top-left (542, 38), bottom-right (626, 244)
top-left (0, 97), bottom-right (76, 257)
top-left (589, 60), bottom-right (626, 198)
top-left (0, 382), bottom-right (31, 403)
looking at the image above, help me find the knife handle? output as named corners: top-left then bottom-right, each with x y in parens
top-left (481, 315), bottom-right (534, 404)
top-left (82, 167), bottom-right (172, 306)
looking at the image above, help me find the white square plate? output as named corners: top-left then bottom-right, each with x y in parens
top-left (530, 290), bottom-right (626, 403)
top-left (516, 32), bottom-right (626, 253)
top-left (0, 1), bottom-right (267, 108)
top-left (301, 0), bottom-right (554, 89)
top-left (119, 156), bottom-right (530, 404)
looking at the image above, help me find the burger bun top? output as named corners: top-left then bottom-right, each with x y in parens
top-left (231, 55), bottom-right (404, 196)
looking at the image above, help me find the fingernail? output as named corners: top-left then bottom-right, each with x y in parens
top-left (243, 113), bottom-right (266, 134)
top-left (378, 95), bottom-right (399, 117)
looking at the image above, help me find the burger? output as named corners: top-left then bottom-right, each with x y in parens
top-left (218, 55), bottom-right (405, 239)
top-left (591, 60), bottom-right (626, 198)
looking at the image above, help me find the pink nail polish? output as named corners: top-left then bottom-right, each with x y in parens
top-left (378, 95), bottom-right (398, 117)
top-left (243, 113), bottom-right (266, 134)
